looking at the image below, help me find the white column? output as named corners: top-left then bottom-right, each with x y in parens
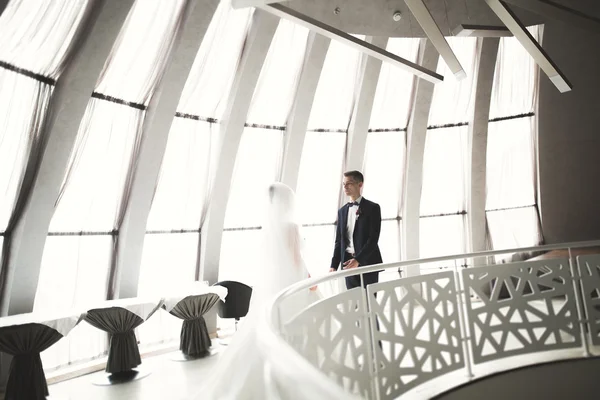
top-left (402, 39), bottom-right (439, 277)
top-left (1, 0), bottom-right (135, 316)
top-left (280, 32), bottom-right (329, 191)
top-left (199, 10), bottom-right (279, 284)
top-left (345, 36), bottom-right (388, 172)
top-left (113, 0), bottom-right (219, 299)
top-left (467, 38), bottom-right (500, 264)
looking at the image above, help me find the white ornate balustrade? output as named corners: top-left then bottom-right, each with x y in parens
top-left (261, 240), bottom-right (600, 399)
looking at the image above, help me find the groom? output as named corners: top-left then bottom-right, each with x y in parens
top-left (329, 170), bottom-right (382, 289)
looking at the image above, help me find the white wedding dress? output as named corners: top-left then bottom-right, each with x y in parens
top-left (197, 183), bottom-right (320, 400)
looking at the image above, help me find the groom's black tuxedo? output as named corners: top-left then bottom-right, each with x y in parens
top-left (330, 197), bottom-right (382, 289)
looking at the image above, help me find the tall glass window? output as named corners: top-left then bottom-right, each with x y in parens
top-left (486, 27), bottom-right (542, 261)
top-left (363, 38), bottom-right (419, 281)
top-left (34, 0), bottom-right (187, 367)
top-left (420, 38), bottom-right (477, 272)
top-left (296, 39), bottom-right (362, 280)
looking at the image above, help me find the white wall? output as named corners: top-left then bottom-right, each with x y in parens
top-left (538, 20), bottom-right (600, 244)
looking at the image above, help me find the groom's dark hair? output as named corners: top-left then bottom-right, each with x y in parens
top-left (344, 170), bottom-right (364, 183)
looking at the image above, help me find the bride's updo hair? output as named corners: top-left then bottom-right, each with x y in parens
top-left (267, 182), bottom-right (296, 222)
top-left (268, 184), bottom-right (276, 203)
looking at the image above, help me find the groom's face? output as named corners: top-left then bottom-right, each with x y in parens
top-left (342, 176), bottom-right (362, 198)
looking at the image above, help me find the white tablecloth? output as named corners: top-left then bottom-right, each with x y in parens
top-left (86, 297), bottom-right (163, 321)
top-left (162, 285), bottom-right (227, 312)
top-left (0, 310), bottom-right (84, 336)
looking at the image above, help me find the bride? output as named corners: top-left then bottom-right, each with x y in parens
top-left (197, 182), bottom-right (320, 399)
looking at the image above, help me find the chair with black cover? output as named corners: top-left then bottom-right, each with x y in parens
top-left (212, 281), bottom-right (252, 333)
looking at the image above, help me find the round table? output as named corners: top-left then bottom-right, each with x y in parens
top-left (83, 298), bottom-right (162, 385)
top-left (163, 285), bottom-right (227, 359)
top-left (0, 311), bottom-right (84, 399)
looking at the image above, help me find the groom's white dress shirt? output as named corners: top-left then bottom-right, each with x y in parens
top-left (346, 196), bottom-right (362, 255)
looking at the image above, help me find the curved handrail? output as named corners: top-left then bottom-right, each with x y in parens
top-left (269, 238), bottom-right (600, 313)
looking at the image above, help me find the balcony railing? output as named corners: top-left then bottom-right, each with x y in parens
top-left (261, 239), bottom-right (600, 399)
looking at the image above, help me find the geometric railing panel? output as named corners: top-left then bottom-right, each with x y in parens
top-left (462, 258), bottom-right (581, 364)
top-left (282, 287), bottom-right (375, 399)
top-left (577, 254), bottom-right (600, 347)
top-left (367, 271), bottom-right (464, 399)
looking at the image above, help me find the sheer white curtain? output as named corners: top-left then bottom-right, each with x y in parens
top-left (418, 38), bottom-right (477, 270)
top-left (297, 132), bottom-right (347, 225)
top-left (0, 72), bottom-right (52, 231)
top-left (49, 101), bottom-right (144, 234)
top-left (37, 236), bottom-right (113, 370)
top-left (95, 0), bottom-right (186, 103)
top-left (363, 131), bottom-right (405, 220)
top-left (486, 207), bottom-right (542, 253)
top-left (137, 2), bottom-right (253, 346)
top-left (486, 117), bottom-right (536, 210)
top-left (219, 128), bottom-right (284, 286)
top-left (306, 40), bottom-right (362, 130)
top-left (486, 117), bottom-right (541, 257)
top-left (246, 19), bottom-right (308, 126)
top-left (177, 0), bottom-right (252, 117)
top-left (0, 0), bottom-right (87, 268)
top-left (486, 28), bottom-right (542, 258)
top-left (490, 27), bottom-right (539, 119)
top-left (294, 40), bottom-right (362, 279)
top-left (36, 100), bottom-right (144, 369)
top-left (363, 132), bottom-right (405, 278)
top-left (368, 38), bottom-right (419, 130)
top-left (138, 119), bottom-right (215, 310)
top-left (35, 0), bottom-right (186, 368)
top-left (295, 131), bottom-right (347, 291)
top-left (420, 126), bottom-right (469, 216)
top-left (139, 0), bottom-right (251, 293)
top-left (420, 126), bottom-right (468, 270)
top-left (145, 120), bottom-right (216, 233)
top-left (218, 21), bottom-right (309, 287)
top-left (0, 0), bottom-right (89, 76)
top-left (362, 38), bottom-right (419, 273)
top-left (428, 37), bottom-right (478, 126)
top-left (420, 214), bottom-right (466, 273)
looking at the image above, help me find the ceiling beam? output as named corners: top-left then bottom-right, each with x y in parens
top-left (502, 0), bottom-right (600, 34)
top-left (452, 24), bottom-right (512, 37)
top-left (485, 0), bottom-right (572, 93)
top-left (261, 3), bottom-right (443, 84)
top-left (231, 0), bottom-right (283, 9)
top-left (404, 0), bottom-right (466, 80)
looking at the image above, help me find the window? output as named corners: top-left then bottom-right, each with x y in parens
top-left (0, 0), bottom-right (87, 243)
top-left (419, 38), bottom-right (477, 270)
top-left (35, 0), bottom-right (186, 366)
top-left (420, 126), bottom-right (469, 271)
top-left (486, 28), bottom-right (542, 258)
top-left (218, 21), bottom-right (309, 285)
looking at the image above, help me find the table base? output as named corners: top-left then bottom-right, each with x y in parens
top-left (91, 366), bottom-right (151, 386)
top-left (170, 346), bottom-right (221, 362)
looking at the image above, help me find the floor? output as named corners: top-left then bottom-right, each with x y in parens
top-left (48, 347), bottom-right (222, 400)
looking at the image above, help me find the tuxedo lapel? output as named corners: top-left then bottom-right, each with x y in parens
top-left (341, 203), bottom-right (349, 243)
top-left (354, 198), bottom-right (368, 236)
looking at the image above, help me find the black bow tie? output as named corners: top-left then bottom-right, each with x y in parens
top-left (348, 202), bottom-right (359, 207)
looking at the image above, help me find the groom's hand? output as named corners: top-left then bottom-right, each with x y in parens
top-left (329, 268), bottom-right (336, 273)
top-left (343, 259), bottom-right (359, 269)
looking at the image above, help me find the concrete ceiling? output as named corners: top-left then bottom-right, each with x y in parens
top-left (281, 0), bottom-right (600, 37)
